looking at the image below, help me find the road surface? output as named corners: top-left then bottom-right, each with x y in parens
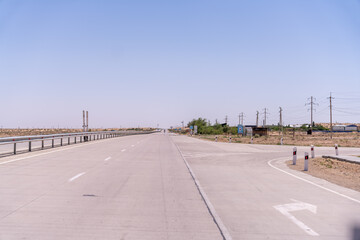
top-left (0, 132), bottom-right (359, 239)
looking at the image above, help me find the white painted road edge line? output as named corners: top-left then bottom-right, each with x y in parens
top-left (68, 172), bottom-right (86, 182)
top-left (121, 149), bottom-right (126, 152)
top-left (171, 137), bottom-right (233, 240)
top-left (268, 158), bottom-right (360, 205)
top-left (104, 157), bottom-right (111, 161)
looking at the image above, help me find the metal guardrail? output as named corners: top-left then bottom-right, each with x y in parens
top-left (0, 130), bottom-right (156, 156)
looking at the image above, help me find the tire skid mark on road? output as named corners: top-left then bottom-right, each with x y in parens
top-left (268, 158), bottom-right (360, 204)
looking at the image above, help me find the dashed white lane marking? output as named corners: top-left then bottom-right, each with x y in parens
top-left (268, 158), bottom-right (360, 204)
top-left (104, 157), bottom-right (111, 161)
top-left (68, 172), bottom-right (86, 182)
top-left (121, 149), bottom-right (126, 152)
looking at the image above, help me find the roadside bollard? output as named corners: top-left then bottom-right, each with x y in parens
top-left (311, 145), bottom-right (315, 158)
top-left (304, 152), bottom-right (309, 171)
top-left (215, 136), bottom-right (218, 142)
top-left (280, 137), bottom-right (283, 145)
top-left (293, 147), bottom-right (297, 165)
top-left (251, 137), bottom-right (253, 144)
top-left (229, 137), bottom-right (232, 143)
top-left (335, 144), bottom-right (339, 156)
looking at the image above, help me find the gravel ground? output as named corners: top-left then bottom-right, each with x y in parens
top-left (286, 157), bottom-right (360, 192)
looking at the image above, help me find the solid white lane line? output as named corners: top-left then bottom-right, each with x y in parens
top-left (104, 157), bottom-right (111, 161)
top-left (68, 172), bottom-right (86, 182)
top-left (268, 158), bottom-right (360, 204)
top-left (121, 149), bottom-right (126, 152)
top-left (171, 137), bottom-right (233, 240)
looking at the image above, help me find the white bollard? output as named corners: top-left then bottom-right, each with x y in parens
top-left (304, 152), bottom-right (309, 171)
top-left (311, 145), bottom-right (315, 158)
top-left (229, 137), bottom-right (232, 143)
top-left (335, 144), bottom-right (339, 156)
top-left (293, 147), bottom-right (297, 165)
top-left (215, 136), bottom-right (218, 142)
top-left (251, 137), bottom-right (253, 144)
top-left (280, 137), bottom-right (283, 145)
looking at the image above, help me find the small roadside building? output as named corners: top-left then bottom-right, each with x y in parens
top-left (345, 125), bottom-right (358, 131)
top-left (245, 125), bottom-right (268, 136)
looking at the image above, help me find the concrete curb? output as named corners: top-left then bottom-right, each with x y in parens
top-left (322, 155), bottom-right (360, 165)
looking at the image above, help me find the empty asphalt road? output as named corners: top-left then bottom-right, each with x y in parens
top-left (0, 132), bottom-right (360, 239)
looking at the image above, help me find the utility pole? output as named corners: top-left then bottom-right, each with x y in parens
top-left (225, 115), bottom-right (228, 125)
top-left (328, 93), bottom-right (334, 139)
top-left (306, 96), bottom-right (318, 132)
top-left (86, 111), bottom-right (89, 131)
top-left (256, 111), bottom-right (259, 127)
top-left (181, 121), bottom-right (184, 128)
top-left (82, 110), bottom-right (86, 132)
top-left (238, 113), bottom-right (244, 125)
top-left (279, 107), bottom-right (283, 139)
top-left (263, 108), bottom-right (269, 127)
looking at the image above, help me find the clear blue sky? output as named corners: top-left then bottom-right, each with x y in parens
top-left (1, 0), bottom-right (359, 128)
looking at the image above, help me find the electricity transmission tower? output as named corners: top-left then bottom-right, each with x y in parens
top-left (305, 96), bottom-right (318, 131)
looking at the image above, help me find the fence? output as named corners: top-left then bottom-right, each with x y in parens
top-left (0, 130), bottom-right (155, 157)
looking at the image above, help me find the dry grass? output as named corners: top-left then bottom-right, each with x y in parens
top-left (0, 128), bottom-right (154, 138)
top-left (196, 131), bottom-right (360, 147)
top-left (286, 157), bottom-right (360, 192)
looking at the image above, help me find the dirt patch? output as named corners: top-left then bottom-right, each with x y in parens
top-left (194, 131), bottom-right (360, 147)
top-left (286, 157), bottom-right (360, 192)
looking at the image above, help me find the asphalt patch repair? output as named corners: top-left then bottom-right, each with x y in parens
top-left (287, 157), bottom-right (360, 192)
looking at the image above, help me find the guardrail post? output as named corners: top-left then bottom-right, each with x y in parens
top-left (311, 145), bottom-right (315, 158)
top-left (304, 152), bottom-right (309, 171)
top-left (68, 137), bottom-right (70, 145)
top-left (293, 147), bottom-right (297, 165)
top-left (60, 138), bottom-right (63, 146)
top-left (52, 138), bottom-right (54, 148)
top-left (14, 143), bottom-right (16, 154)
top-left (42, 140), bottom-right (44, 149)
top-left (29, 141), bottom-right (32, 152)
top-left (335, 144), bottom-right (339, 155)
top-left (74, 136), bottom-right (77, 143)
top-left (80, 136), bottom-right (83, 143)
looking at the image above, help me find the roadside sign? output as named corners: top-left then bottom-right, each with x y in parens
top-left (238, 125), bottom-right (244, 134)
top-left (190, 126), bottom-right (194, 130)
